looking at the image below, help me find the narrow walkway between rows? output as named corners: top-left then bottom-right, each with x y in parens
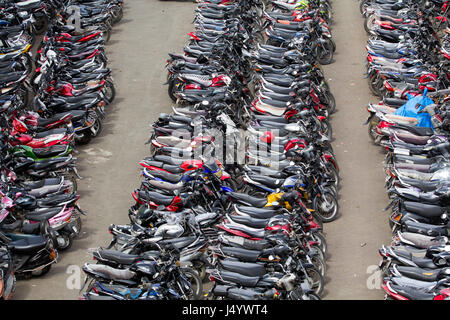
top-left (320, 0), bottom-right (392, 299)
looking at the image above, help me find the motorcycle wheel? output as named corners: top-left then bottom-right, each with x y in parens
top-left (180, 267), bottom-right (203, 300)
top-left (75, 132), bottom-right (93, 145)
top-left (368, 119), bottom-right (379, 142)
top-left (311, 232), bottom-right (328, 258)
top-left (31, 264), bottom-right (52, 277)
top-left (102, 29), bottom-right (111, 44)
top-left (103, 80), bottom-right (116, 104)
top-left (90, 118), bottom-right (103, 137)
top-left (63, 173), bottom-right (78, 194)
top-left (317, 39), bottom-right (334, 65)
top-left (311, 254), bottom-right (327, 277)
top-left (71, 214), bottom-right (83, 237)
top-left (168, 78), bottom-right (181, 102)
top-left (359, 0), bottom-right (368, 14)
top-left (111, 6), bottom-right (123, 24)
top-left (307, 293), bottom-right (321, 300)
top-left (320, 119), bottom-right (333, 140)
top-left (324, 91), bottom-right (336, 114)
top-left (364, 15), bottom-right (376, 35)
top-left (313, 191), bottom-right (339, 223)
top-left (368, 73), bottom-right (382, 97)
top-left (304, 265), bottom-right (324, 297)
top-left (56, 233), bottom-right (73, 251)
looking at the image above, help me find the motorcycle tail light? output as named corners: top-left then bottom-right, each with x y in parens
top-left (49, 249), bottom-right (57, 261)
top-left (384, 81), bottom-right (394, 92)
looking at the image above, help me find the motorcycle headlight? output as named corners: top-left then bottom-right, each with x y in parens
top-left (18, 11), bottom-right (29, 19)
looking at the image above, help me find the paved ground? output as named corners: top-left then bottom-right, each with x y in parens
top-left (13, 0), bottom-right (392, 300)
top-left (320, 0), bottom-right (392, 300)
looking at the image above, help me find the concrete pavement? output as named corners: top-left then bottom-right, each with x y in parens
top-left (320, 0), bottom-right (392, 300)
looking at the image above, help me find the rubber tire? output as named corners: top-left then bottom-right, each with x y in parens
top-left (317, 39), bottom-right (334, 65)
top-left (31, 264), bottom-right (52, 277)
top-left (75, 131), bottom-right (93, 145)
top-left (313, 191), bottom-right (339, 223)
top-left (311, 254), bottom-right (327, 277)
top-left (359, 0), bottom-right (368, 14)
top-left (304, 266), bottom-right (324, 297)
top-left (324, 91), bottom-right (336, 114)
top-left (90, 118), bottom-right (103, 138)
top-left (180, 268), bottom-right (203, 300)
top-left (320, 119), bottom-right (333, 140)
top-left (103, 80), bottom-right (116, 104)
top-left (311, 232), bottom-right (328, 258)
top-left (56, 233), bottom-right (73, 251)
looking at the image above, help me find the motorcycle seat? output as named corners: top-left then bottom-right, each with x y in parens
top-left (391, 248), bottom-right (426, 261)
top-left (395, 265), bottom-right (441, 282)
top-left (253, 115), bottom-right (288, 123)
top-left (96, 249), bottom-right (140, 265)
top-left (33, 128), bottom-right (68, 139)
top-left (219, 258), bottom-right (266, 277)
top-left (32, 156), bottom-right (72, 170)
top-left (227, 214), bottom-right (270, 229)
top-left (398, 177), bottom-right (447, 192)
top-left (258, 44), bottom-right (288, 53)
top-left (262, 75), bottom-right (295, 88)
top-left (394, 154), bottom-right (434, 165)
top-left (403, 220), bottom-right (448, 237)
top-left (153, 155), bottom-right (186, 166)
top-left (147, 179), bottom-right (184, 191)
top-left (403, 201), bottom-right (445, 217)
top-left (389, 283), bottom-right (435, 300)
top-left (392, 124), bottom-right (434, 136)
top-left (16, 0), bottom-right (42, 10)
top-left (261, 81), bottom-right (296, 95)
top-left (140, 160), bottom-right (185, 174)
top-left (246, 174), bottom-right (284, 189)
top-left (25, 207), bottom-right (62, 221)
top-left (223, 222), bottom-right (266, 239)
top-left (258, 91), bottom-right (295, 102)
top-left (137, 191), bottom-right (174, 206)
top-left (7, 234), bottom-right (47, 254)
top-left (21, 178), bottom-right (62, 190)
top-left (148, 170), bottom-right (183, 183)
top-left (220, 246), bottom-right (260, 262)
top-left (36, 193), bottom-right (76, 207)
top-left (410, 257), bottom-right (439, 269)
top-left (228, 192), bottom-right (268, 208)
top-left (33, 145), bottom-right (69, 159)
top-left (234, 205), bottom-right (283, 219)
top-left (397, 231), bottom-right (446, 249)
top-left (83, 263), bottom-right (136, 281)
top-left (158, 236), bottom-right (196, 250)
top-left (393, 130), bottom-right (431, 145)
